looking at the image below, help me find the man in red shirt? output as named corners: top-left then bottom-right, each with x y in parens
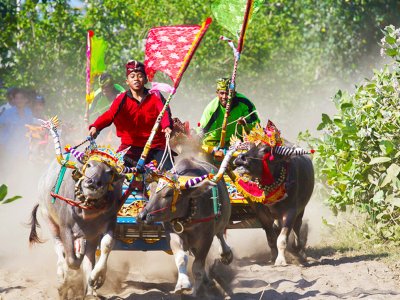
top-left (89, 60), bottom-right (173, 170)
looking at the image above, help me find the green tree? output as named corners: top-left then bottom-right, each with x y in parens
top-left (1, 0), bottom-right (85, 116)
top-left (1, 0), bottom-right (399, 119)
top-left (300, 25), bottom-right (400, 243)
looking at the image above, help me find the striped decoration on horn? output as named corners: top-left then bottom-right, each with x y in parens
top-left (145, 160), bottom-right (158, 172)
top-left (274, 146), bottom-right (311, 156)
top-left (184, 174), bottom-right (208, 189)
top-left (122, 166), bottom-right (136, 174)
top-left (68, 148), bottom-right (85, 163)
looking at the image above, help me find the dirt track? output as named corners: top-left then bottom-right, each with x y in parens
top-left (1, 217), bottom-right (399, 300)
top-left (0, 165), bottom-right (399, 300)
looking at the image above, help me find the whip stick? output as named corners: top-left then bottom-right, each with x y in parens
top-left (219, 0), bottom-right (253, 149)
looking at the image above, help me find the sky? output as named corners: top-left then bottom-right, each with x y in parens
top-left (70, 0), bottom-right (83, 8)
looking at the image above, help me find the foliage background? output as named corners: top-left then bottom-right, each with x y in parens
top-left (299, 25), bottom-right (400, 243)
top-left (1, 0), bottom-right (399, 124)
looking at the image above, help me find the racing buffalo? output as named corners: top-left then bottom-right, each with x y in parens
top-left (234, 143), bottom-right (314, 266)
top-left (29, 156), bottom-right (125, 299)
top-left (138, 158), bottom-right (232, 296)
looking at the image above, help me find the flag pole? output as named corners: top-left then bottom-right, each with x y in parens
top-left (84, 30), bottom-right (94, 125)
top-left (219, 0), bottom-right (253, 149)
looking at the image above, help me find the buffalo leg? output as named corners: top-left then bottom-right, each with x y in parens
top-left (168, 232), bottom-right (191, 294)
top-left (89, 231), bottom-right (115, 290)
top-left (61, 228), bottom-right (83, 270)
top-left (251, 203), bottom-right (278, 262)
top-left (82, 239), bottom-right (97, 297)
top-left (216, 232), bottom-right (233, 265)
top-left (264, 224), bottom-right (278, 263)
top-left (191, 238), bottom-right (214, 297)
top-left (291, 211), bottom-right (307, 263)
top-left (54, 236), bottom-right (69, 299)
top-left (275, 210), bottom-right (296, 266)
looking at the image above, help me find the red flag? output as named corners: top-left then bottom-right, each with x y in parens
top-left (144, 18), bottom-right (212, 89)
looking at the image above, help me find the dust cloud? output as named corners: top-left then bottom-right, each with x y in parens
top-left (0, 52), bottom-right (385, 298)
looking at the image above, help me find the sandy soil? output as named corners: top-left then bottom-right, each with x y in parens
top-left (1, 163), bottom-right (399, 300)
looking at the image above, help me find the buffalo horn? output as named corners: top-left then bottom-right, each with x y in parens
top-left (274, 146), bottom-right (309, 156)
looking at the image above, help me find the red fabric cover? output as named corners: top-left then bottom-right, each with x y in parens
top-left (90, 91), bottom-right (172, 149)
top-left (261, 152), bottom-right (274, 185)
top-left (236, 178), bottom-right (264, 198)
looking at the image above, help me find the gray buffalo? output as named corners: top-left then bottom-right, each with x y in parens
top-left (234, 143), bottom-right (314, 266)
top-left (29, 156), bottom-right (125, 299)
top-left (138, 158), bottom-right (232, 296)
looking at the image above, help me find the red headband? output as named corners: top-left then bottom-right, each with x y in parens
top-left (126, 60), bottom-right (146, 77)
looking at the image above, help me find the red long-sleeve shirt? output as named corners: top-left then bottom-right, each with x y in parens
top-left (90, 89), bottom-right (173, 149)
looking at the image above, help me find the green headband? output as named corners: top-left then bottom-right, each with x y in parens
top-left (99, 74), bottom-right (112, 87)
top-left (216, 78), bottom-right (230, 91)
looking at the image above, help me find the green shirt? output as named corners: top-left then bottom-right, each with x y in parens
top-left (198, 93), bottom-right (260, 147)
top-left (89, 83), bottom-right (125, 117)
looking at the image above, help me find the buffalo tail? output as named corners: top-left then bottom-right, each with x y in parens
top-left (29, 204), bottom-right (43, 245)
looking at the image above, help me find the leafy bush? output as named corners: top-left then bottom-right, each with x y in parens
top-left (0, 184), bottom-right (21, 205)
top-left (300, 25), bottom-right (400, 243)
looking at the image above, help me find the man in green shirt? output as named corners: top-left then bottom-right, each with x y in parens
top-left (89, 73), bottom-right (125, 118)
top-left (198, 77), bottom-right (260, 148)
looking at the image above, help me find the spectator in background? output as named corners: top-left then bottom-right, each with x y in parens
top-left (26, 94), bottom-right (49, 163)
top-left (0, 87), bottom-right (18, 117)
top-left (31, 94), bottom-right (46, 120)
top-left (0, 88), bottom-right (33, 159)
top-left (89, 72), bottom-right (125, 118)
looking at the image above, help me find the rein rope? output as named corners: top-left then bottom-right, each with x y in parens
top-left (70, 137), bottom-right (90, 150)
top-left (203, 110), bottom-right (259, 138)
top-left (158, 132), bottom-right (176, 172)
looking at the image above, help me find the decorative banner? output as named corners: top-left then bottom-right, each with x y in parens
top-left (144, 17), bottom-right (212, 89)
top-left (91, 36), bottom-right (107, 77)
top-left (85, 31), bottom-right (107, 105)
top-left (211, 0), bottom-right (264, 38)
top-left (85, 30), bottom-right (94, 105)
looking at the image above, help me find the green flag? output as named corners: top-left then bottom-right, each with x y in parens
top-left (91, 36), bottom-right (107, 76)
top-left (211, 0), bottom-right (264, 37)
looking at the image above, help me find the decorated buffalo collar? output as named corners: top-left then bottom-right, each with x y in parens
top-left (234, 165), bottom-right (287, 205)
top-left (232, 120), bottom-right (289, 205)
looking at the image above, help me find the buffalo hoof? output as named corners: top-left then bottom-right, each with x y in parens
top-left (89, 275), bottom-right (105, 290)
top-left (220, 250), bottom-right (233, 265)
top-left (84, 295), bottom-right (99, 300)
top-left (174, 282), bottom-right (192, 294)
top-left (274, 256), bottom-right (288, 266)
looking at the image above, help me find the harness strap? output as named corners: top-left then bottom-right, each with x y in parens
top-left (148, 206), bottom-right (169, 215)
top-left (188, 211), bottom-right (222, 224)
top-left (211, 176), bottom-right (220, 219)
top-left (52, 153), bottom-right (71, 203)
